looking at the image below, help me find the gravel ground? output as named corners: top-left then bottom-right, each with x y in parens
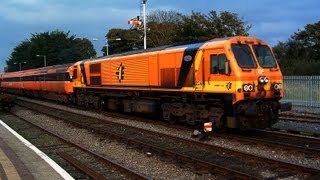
top-left (273, 120), bottom-right (320, 135)
top-left (290, 106), bottom-right (320, 115)
top-left (277, 111), bottom-right (320, 134)
top-left (16, 97), bottom-right (320, 175)
top-left (10, 105), bottom-right (216, 179)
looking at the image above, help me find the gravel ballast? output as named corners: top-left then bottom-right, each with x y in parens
top-left (8, 106), bottom-right (216, 179)
top-left (11, 97), bottom-right (320, 177)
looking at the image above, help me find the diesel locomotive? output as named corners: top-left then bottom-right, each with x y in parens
top-left (0, 36), bottom-right (290, 129)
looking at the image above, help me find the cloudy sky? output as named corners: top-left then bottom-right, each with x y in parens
top-left (0, 0), bottom-right (319, 71)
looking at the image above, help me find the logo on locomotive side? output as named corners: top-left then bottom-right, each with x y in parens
top-left (226, 82), bottom-right (232, 90)
top-left (116, 63), bottom-right (125, 82)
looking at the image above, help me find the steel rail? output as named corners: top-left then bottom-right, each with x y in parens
top-left (15, 99), bottom-right (320, 178)
top-left (11, 112), bottom-right (152, 180)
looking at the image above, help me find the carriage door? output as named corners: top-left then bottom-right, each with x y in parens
top-left (204, 49), bottom-right (229, 91)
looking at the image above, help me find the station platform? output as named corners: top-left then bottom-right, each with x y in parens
top-left (0, 120), bottom-right (73, 180)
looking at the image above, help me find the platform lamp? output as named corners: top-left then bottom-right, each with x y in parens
top-left (106, 38), bottom-right (121, 56)
top-left (36, 55), bottom-right (46, 67)
top-left (13, 61), bottom-right (27, 71)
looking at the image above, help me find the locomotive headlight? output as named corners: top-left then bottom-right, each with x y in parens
top-left (243, 84), bottom-right (254, 92)
top-left (273, 83), bottom-right (282, 90)
top-left (258, 77), bottom-right (264, 83)
top-left (264, 77), bottom-right (269, 83)
top-left (258, 76), bottom-right (269, 84)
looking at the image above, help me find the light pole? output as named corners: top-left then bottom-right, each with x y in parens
top-left (105, 38), bottom-right (121, 56)
top-left (143, 0), bottom-right (148, 49)
top-left (92, 38), bottom-right (98, 49)
top-left (91, 38), bottom-right (100, 58)
top-left (36, 55), bottom-right (46, 67)
top-left (14, 62), bottom-right (27, 71)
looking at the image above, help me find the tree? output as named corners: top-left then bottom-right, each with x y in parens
top-left (273, 21), bottom-right (320, 75)
top-left (147, 10), bottom-right (182, 47)
top-left (6, 30), bottom-right (96, 72)
top-left (104, 9), bottom-right (251, 54)
top-left (6, 40), bottom-right (32, 72)
top-left (175, 10), bottom-right (251, 43)
top-left (103, 10), bottom-right (182, 55)
top-left (103, 28), bottom-right (142, 55)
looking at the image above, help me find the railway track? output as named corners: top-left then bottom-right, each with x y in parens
top-left (255, 129), bottom-right (320, 153)
top-left (275, 113), bottom-right (320, 137)
top-left (13, 98), bottom-right (320, 179)
top-left (82, 98), bottom-right (320, 154)
top-left (279, 112), bottom-right (320, 123)
top-left (214, 129), bottom-right (320, 155)
top-left (1, 112), bottom-right (151, 179)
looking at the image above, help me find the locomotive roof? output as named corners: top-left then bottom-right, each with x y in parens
top-left (84, 36), bottom-right (236, 62)
top-left (1, 36), bottom-right (262, 77)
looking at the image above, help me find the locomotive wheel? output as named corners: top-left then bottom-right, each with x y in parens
top-left (93, 96), bottom-right (100, 109)
top-left (168, 114), bottom-right (177, 124)
top-left (84, 96), bottom-right (90, 108)
top-left (186, 114), bottom-right (196, 126)
top-left (93, 96), bottom-right (105, 110)
top-left (98, 98), bottom-right (105, 111)
top-left (76, 96), bottom-right (83, 106)
top-left (162, 111), bottom-right (176, 124)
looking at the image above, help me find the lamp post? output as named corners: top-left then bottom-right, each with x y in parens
top-left (36, 55), bottom-right (46, 67)
top-left (143, 0), bottom-right (148, 49)
top-left (105, 38), bottom-right (121, 56)
top-left (91, 38), bottom-right (100, 58)
top-left (92, 38), bottom-right (98, 49)
top-left (14, 61), bottom-right (27, 71)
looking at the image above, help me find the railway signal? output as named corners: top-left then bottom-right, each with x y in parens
top-left (128, 0), bottom-right (148, 49)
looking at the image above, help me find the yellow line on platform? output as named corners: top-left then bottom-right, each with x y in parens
top-left (0, 149), bottom-right (21, 180)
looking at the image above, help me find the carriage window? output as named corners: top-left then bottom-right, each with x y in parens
top-left (211, 54), bottom-right (227, 74)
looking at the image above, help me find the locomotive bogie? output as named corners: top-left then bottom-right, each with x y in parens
top-left (233, 100), bottom-right (280, 129)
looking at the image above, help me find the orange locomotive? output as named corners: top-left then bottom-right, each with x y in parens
top-left (72, 36), bottom-right (286, 129)
top-left (1, 36), bottom-right (289, 129)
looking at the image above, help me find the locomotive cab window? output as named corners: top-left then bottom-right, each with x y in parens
top-left (253, 45), bottom-right (277, 68)
top-left (231, 44), bottom-right (256, 68)
top-left (211, 54), bottom-right (227, 74)
top-left (73, 69), bottom-right (78, 79)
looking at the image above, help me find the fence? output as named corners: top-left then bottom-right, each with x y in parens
top-left (282, 76), bottom-right (320, 114)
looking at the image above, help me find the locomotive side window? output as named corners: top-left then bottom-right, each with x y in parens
top-left (73, 69), bottom-right (78, 79)
top-left (210, 54), bottom-right (227, 74)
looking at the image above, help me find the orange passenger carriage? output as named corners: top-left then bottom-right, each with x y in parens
top-left (0, 64), bottom-right (73, 102)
